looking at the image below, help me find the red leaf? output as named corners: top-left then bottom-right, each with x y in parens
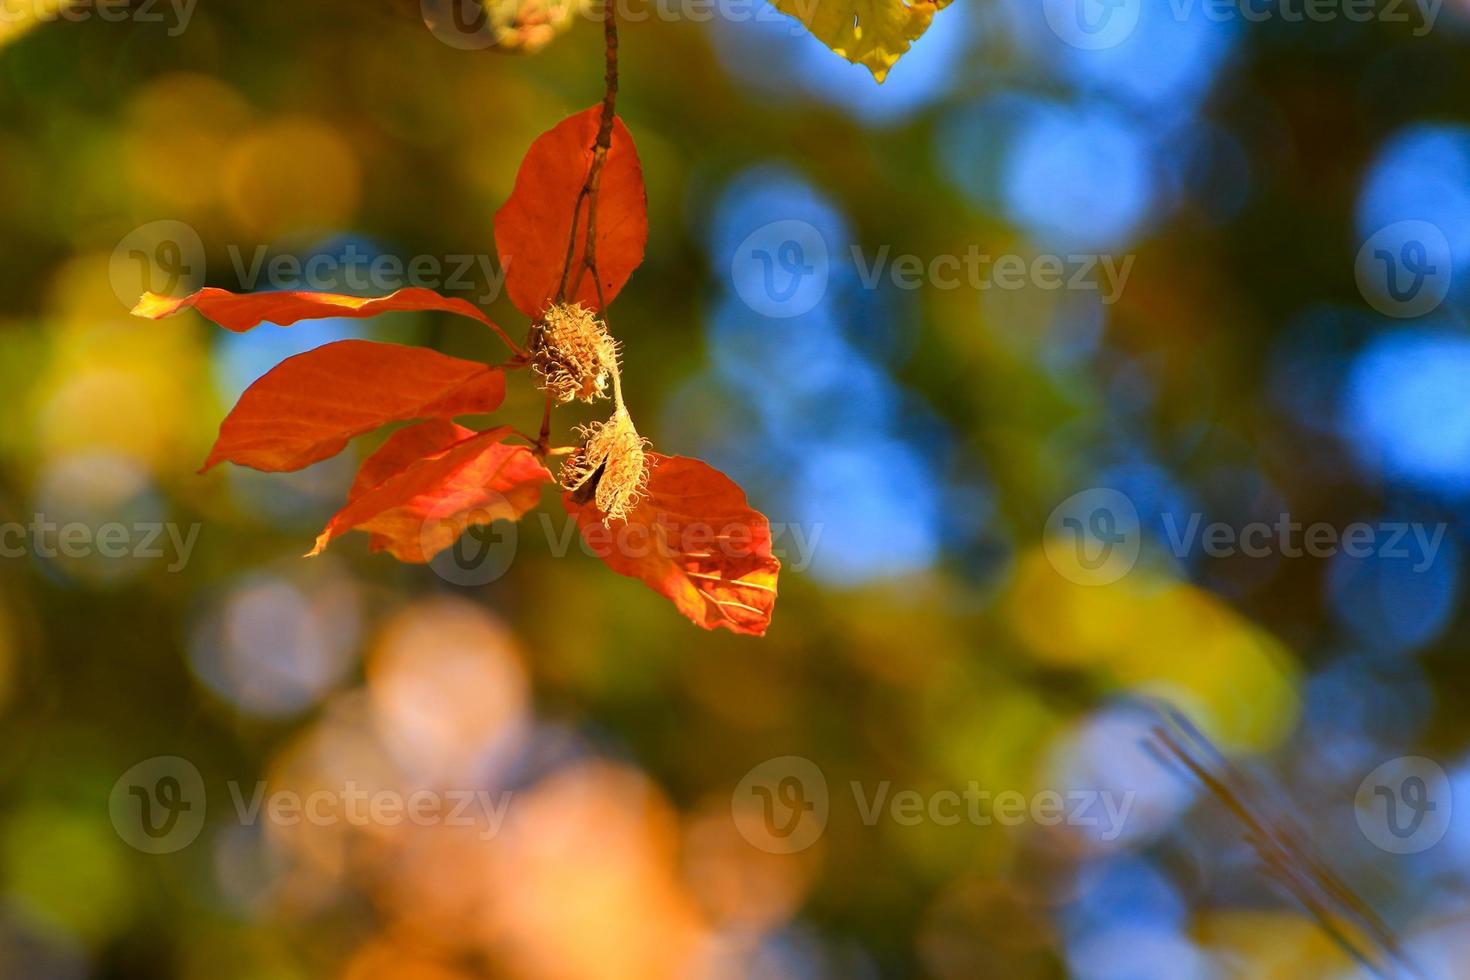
top-left (345, 418), bottom-right (478, 553)
top-left (494, 106), bottom-right (648, 319)
top-left (204, 340), bottom-right (506, 473)
top-left (133, 286), bottom-right (508, 335)
top-left (311, 425), bottom-right (552, 562)
top-left (564, 453), bottom-right (780, 636)
top-left (347, 418), bottom-right (479, 499)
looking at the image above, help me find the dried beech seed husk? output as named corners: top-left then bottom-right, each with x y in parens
top-left (561, 409), bottom-right (651, 523)
top-left (531, 302), bottom-right (617, 404)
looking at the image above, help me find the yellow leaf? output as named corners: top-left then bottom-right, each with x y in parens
top-left (771, 0), bottom-right (953, 83)
top-left (0, 0), bottom-right (85, 49)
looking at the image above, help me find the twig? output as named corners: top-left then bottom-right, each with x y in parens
top-left (557, 0), bottom-right (619, 304)
top-left (1139, 700), bottom-right (1416, 979)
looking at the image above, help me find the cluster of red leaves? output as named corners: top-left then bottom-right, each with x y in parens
top-left (133, 106), bottom-right (779, 636)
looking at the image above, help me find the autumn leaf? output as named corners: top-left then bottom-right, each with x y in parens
top-left (346, 418), bottom-right (482, 501)
top-left (132, 286), bottom-right (510, 336)
top-left (771, 0), bottom-right (953, 82)
top-left (564, 453), bottom-right (780, 636)
top-left (494, 105), bottom-right (648, 319)
top-left (311, 423), bottom-right (552, 562)
top-left (202, 340), bottom-right (506, 473)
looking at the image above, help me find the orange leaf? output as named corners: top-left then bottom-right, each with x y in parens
top-left (345, 418), bottom-right (479, 553)
top-left (347, 418), bottom-right (479, 499)
top-left (132, 286), bottom-right (508, 335)
top-left (494, 105), bottom-right (648, 319)
top-left (564, 453), bottom-right (780, 636)
top-left (204, 340), bottom-right (506, 473)
top-left (311, 425), bottom-right (552, 562)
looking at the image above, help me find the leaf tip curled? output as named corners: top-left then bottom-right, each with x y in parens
top-left (131, 291), bottom-right (175, 319)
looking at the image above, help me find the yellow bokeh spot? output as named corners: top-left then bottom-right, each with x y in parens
top-left (1007, 548), bottom-right (1300, 753)
top-left (225, 117), bottom-right (361, 240)
top-left (0, 0), bottom-right (82, 48)
top-left (1197, 909), bottom-right (1361, 978)
top-left (123, 72), bottom-right (253, 214)
top-left (28, 254), bottom-right (213, 474)
top-left (2, 805), bottom-right (131, 944)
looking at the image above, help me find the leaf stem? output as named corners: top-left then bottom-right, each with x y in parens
top-left (557, 0), bottom-right (619, 303)
top-left (550, 1), bottom-right (634, 449)
top-left (535, 391), bottom-right (554, 457)
top-left (489, 321), bottom-right (529, 361)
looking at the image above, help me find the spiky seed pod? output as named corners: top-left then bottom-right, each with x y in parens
top-left (562, 408), bottom-right (651, 524)
top-left (531, 302), bottom-right (617, 404)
